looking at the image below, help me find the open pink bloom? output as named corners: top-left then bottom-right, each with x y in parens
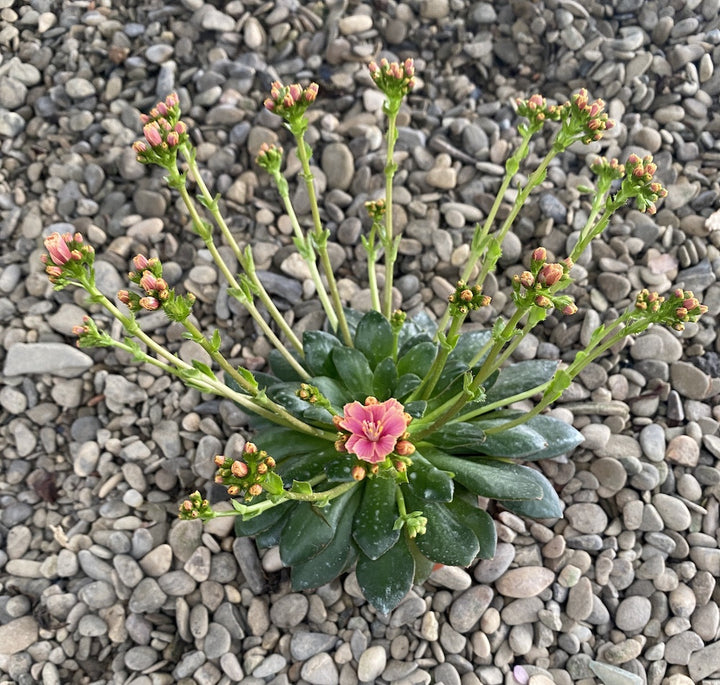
top-left (44, 232), bottom-right (73, 265)
top-left (339, 398), bottom-right (408, 464)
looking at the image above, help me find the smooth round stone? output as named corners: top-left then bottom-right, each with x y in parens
top-left (65, 77), bottom-right (95, 98)
top-left (448, 585), bottom-right (493, 633)
top-left (566, 577), bottom-right (593, 621)
top-left (664, 631), bottom-right (704, 665)
top-left (591, 457), bottom-right (627, 495)
top-left (666, 435), bottom-right (700, 466)
top-left (565, 503), bottom-right (608, 534)
top-left (78, 615), bottom-right (107, 637)
top-left (321, 142), bottom-right (354, 191)
top-left (203, 622), bottom-right (232, 659)
top-left (652, 493), bottom-right (692, 531)
top-left (269, 594), bottom-right (308, 629)
top-left (357, 645), bottom-right (387, 682)
top-left (670, 361), bottom-right (711, 400)
top-left (615, 596), bottom-right (652, 632)
top-left (495, 567), bottom-right (554, 598)
top-left (474, 542), bottom-right (515, 584)
top-left (639, 424), bottom-right (666, 461)
top-left (125, 645), bottom-right (159, 671)
top-left (669, 584), bottom-right (697, 618)
top-left (128, 578), bottom-right (167, 613)
top-left (300, 652), bottom-right (338, 685)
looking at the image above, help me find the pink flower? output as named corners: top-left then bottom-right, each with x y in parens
top-left (44, 232), bottom-right (73, 265)
top-left (339, 398), bottom-right (409, 464)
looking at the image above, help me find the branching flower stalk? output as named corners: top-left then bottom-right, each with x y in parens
top-left (368, 58), bottom-right (416, 319)
top-left (264, 81), bottom-right (352, 346)
top-left (256, 143), bottom-right (337, 329)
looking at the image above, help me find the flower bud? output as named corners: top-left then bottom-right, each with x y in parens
top-left (231, 460), bottom-right (248, 477)
top-left (537, 262), bottom-right (564, 287)
top-left (532, 247), bottom-right (547, 264)
top-left (248, 484), bottom-right (263, 497)
top-left (351, 465), bottom-right (366, 481)
top-left (244, 442), bottom-right (257, 455)
top-left (139, 296), bottom-right (160, 311)
top-left (395, 440), bottom-right (415, 456)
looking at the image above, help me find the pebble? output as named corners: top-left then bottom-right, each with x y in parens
top-left (3, 343), bottom-right (92, 377)
top-left (495, 567), bottom-right (554, 598)
top-left (357, 645), bottom-right (387, 682)
top-left (565, 503), bottom-right (608, 534)
top-left (300, 653), bottom-right (339, 685)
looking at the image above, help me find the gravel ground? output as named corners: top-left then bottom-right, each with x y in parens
top-left (2, 1), bottom-right (720, 684)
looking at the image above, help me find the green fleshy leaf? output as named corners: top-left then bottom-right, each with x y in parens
top-left (268, 348), bottom-right (305, 381)
top-left (191, 359), bottom-right (216, 379)
top-left (397, 333), bottom-right (433, 359)
top-left (279, 487), bottom-right (356, 566)
top-left (372, 357), bottom-right (398, 401)
top-left (403, 490), bottom-right (479, 566)
top-left (406, 451), bottom-right (454, 502)
top-left (407, 535), bottom-right (434, 584)
top-left (403, 401), bottom-right (427, 419)
top-left (325, 453), bottom-right (360, 482)
top-left (447, 329), bottom-right (492, 366)
top-left (304, 331), bottom-right (342, 376)
top-left (263, 472), bottom-right (285, 496)
top-left (484, 360), bottom-right (558, 404)
top-left (234, 500), bottom-right (294, 537)
top-left (397, 341), bottom-right (437, 378)
top-left (311, 376), bottom-right (352, 409)
top-left (498, 467), bottom-right (563, 519)
top-left (516, 413), bottom-right (584, 461)
top-left (255, 515), bottom-right (288, 548)
top-left (394, 373), bottom-right (421, 399)
top-left (356, 538), bottom-right (414, 614)
top-left (426, 420), bottom-right (547, 458)
top-left (290, 486), bottom-right (362, 590)
top-left (278, 447), bottom-right (339, 483)
top-left (445, 494), bottom-right (497, 559)
top-left (421, 447), bottom-right (544, 501)
top-left (252, 429), bottom-right (330, 461)
top-left (331, 347), bottom-right (374, 400)
top-left (354, 310), bottom-right (394, 370)
top-left (352, 476), bottom-right (400, 560)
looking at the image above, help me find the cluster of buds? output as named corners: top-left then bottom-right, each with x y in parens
top-left (41, 232), bottom-right (95, 288)
top-left (365, 198), bottom-right (387, 221)
top-left (513, 248), bottom-right (577, 315)
top-left (368, 58), bottom-right (415, 104)
top-left (71, 316), bottom-right (112, 349)
top-left (132, 93), bottom-right (188, 166)
top-left (214, 442), bottom-right (277, 502)
top-left (635, 288), bottom-right (708, 332)
top-left (263, 81), bottom-right (318, 122)
top-left (399, 510), bottom-right (428, 538)
top-left (515, 94), bottom-right (563, 131)
top-left (390, 309), bottom-right (407, 333)
top-left (118, 254), bottom-right (195, 320)
top-left (622, 154), bottom-right (668, 214)
top-left (448, 281), bottom-right (492, 316)
top-left (255, 142), bottom-right (284, 174)
top-left (178, 491), bottom-right (214, 521)
top-left (566, 88), bottom-right (614, 144)
top-left (296, 383), bottom-right (332, 411)
top-left (591, 156), bottom-right (626, 183)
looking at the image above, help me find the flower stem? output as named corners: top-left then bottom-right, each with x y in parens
top-left (293, 132), bottom-right (352, 346)
top-left (382, 109), bottom-right (400, 319)
top-left (179, 145), bottom-right (305, 355)
top-left (272, 172), bottom-right (337, 329)
top-left (411, 314), bottom-right (464, 402)
top-left (454, 379), bottom-right (552, 423)
top-left (174, 180), bottom-right (309, 380)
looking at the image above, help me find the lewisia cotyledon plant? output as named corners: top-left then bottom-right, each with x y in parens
top-left (40, 60), bottom-right (707, 613)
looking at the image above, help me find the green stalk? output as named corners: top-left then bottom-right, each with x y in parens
top-left (364, 223), bottom-right (382, 313)
top-left (293, 133), bottom-right (352, 346)
top-left (382, 109), bottom-right (400, 319)
top-left (409, 314), bottom-right (465, 402)
top-left (454, 379), bottom-right (552, 423)
top-left (272, 172), bottom-right (337, 329)
top-left (569, 193), bottom-right (626, 264)
top-left (202, 480), bottom-right (358, 520)
top-left (435, 131), bottom-right (533, 336)
top-left (483, 316), bottom-right (633, 435)
top-left (179, 145), bottom-right (304, 354)
top-left (175, 182), bottom-right (309, 380)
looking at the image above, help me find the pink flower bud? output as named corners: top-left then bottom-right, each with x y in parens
top-left (532, 247), bottom-right (547, 263)
top-left (133, 254), bottom-right (149, 270)
top-left (46, 265), bottom-right (63, 278)
top-left (44, 232), bottom-right (73, 265)
top-left (369, 61), bottom-right (378, 74)
top-left (174, 121), bottom-right (187, 134)
top-left (519, 271), bottom-right (534, 289)
top-left (143, 124), bottom-right (163, 147)
top-left (244, 442), bottom-right (258, 454)
top-left (404, 58), bottom-right (414, 77)
top-left (283, 93), bottom-right (294, 108)
top-left (563, 303), bottom-right (578, 315)
top-left (304, 82), bottom-right (319, 102)
top-left (139, 296), bottom-right (160, 310)
top-left (627, 153), bottom-right (640, 165)
top-left (288, 83), bottom-right (302, 102)
top-left (132, 141), bottom-right (147, 154)
top-left (165, 92), bottom-right (179, 108)
top-left (72, 325), bottom-right (87, 336)
top-left (166, 132), bottom-right (179, 147)
top-left (139, 271), bottom-right (159, 292)
top-left (538, 263), bottom-right (564, 286)
top-left (231, 461), bottom-right (248, 477)
top-left (535, 295), bottom-right (552, 308)
top-left (117, 290), bottom-right (131, 305)
top-left (70, 250), bottom-right (83, 261)
top-left (156, 101), bottom-right (168, 116)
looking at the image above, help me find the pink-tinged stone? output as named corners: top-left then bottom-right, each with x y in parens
top-left (0, 616), bottom-right (38, 655)
top-left (495, 567), bottom-right (555, 598)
